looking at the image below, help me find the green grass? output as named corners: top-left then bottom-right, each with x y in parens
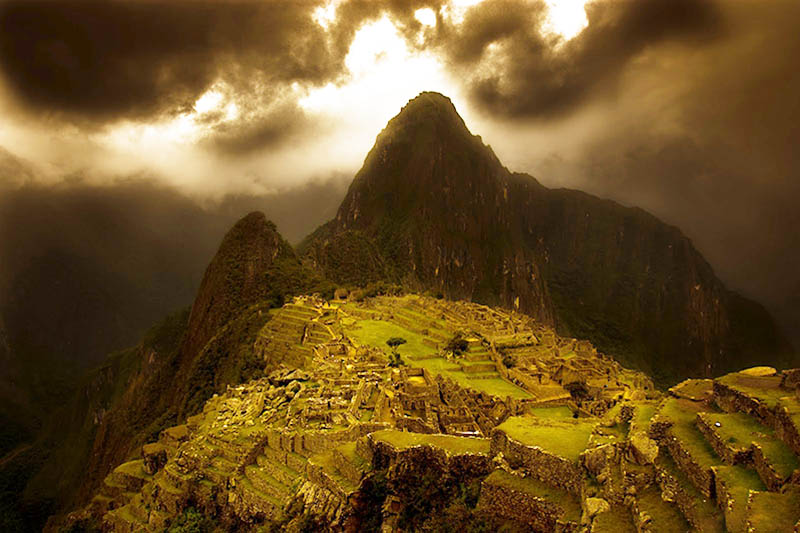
top-left (717, 373), bottom-right (790, 409)
top-left (495, 416), bottom-right (596, 462)
top-left (631, 403), bottom-right (657, 429)
top-left (115, 504), bottom-right (146, 525)
top-left (669, 379), bottom-right (713, 400)
top-left (636, 485), bottom-right (691, 531)
top-left (372, 430), bottom-right (490, 455)
top-left (346, 320), bottom-right (436, 357)
top-left (591, 506), bottom-right (636, 532)
top-left (700, 412), bottom-right (799, 478)
top-left (346, 318), bottom-right (531, 399)
top-left (392, 303), bottom-right (448, 330)
top-left (657, 398), bottom-right (722, 470)
top-left (656, 454), bottom-right (724, 532)
top-left (528, 406), bottom-right (574, 419)
top-left (113, 459), bottom-right (149, 479)
top-left (715, 465), bottom-right (765, 532)
top-left (335, 442), bottom-right (370, 471)
top-left (483, 469), bottom-right (581, 522)
top-left (746, 488), bottom-right (800, 533)
top-left (308, 451), bottom-right (358, 493)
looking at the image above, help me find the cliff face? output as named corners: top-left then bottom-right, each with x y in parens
top-left (302, 92), bottom-right (793, 384)
top-left (302, 93), bottom-right (553, 324)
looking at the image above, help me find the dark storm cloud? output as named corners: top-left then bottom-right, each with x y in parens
top-left (0, 0), bottom-right (339, 131)
top-left (433, 0), bottom-right (722, 119)
top-left (531, 0), bottom-right (800, 347)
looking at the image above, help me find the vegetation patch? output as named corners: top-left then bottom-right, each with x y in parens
top-left (715, 465), bottom-right (765, 532)
top-left (495, 416), bottom-right (596, 462)
top-left (701, 412), bottom-right (798, 478)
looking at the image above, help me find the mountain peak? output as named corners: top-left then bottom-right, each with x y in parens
top-left (231, 211), bottom-right (276, 233)
top-left (343, 91), bottom-right (501, 209)
top-left (305, 92), bottom-right (794, 383)
top-left (383, 91), bottom-right (473, 141)
top-left (179, 210), bottom-right (290, 363)
top-left (397, 91), bottom-right (460, 120)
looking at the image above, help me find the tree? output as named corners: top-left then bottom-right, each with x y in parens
top-left (386, 337), bottom-right (407, 354)
top-left (386, 337), bottom-right (407, 367)
top-left (445, 333), bottom-right (469, 356)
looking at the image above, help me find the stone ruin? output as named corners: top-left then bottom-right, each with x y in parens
top-left (62, 295), bottom-right (800, 532)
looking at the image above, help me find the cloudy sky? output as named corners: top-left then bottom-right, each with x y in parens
top-left (0, 0), bottom-right (798, 338)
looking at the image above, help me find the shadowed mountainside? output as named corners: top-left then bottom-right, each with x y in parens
top-left (3, 211), bottom-right (329, 531)
top-left (301, 92), bottom-right (794, 385)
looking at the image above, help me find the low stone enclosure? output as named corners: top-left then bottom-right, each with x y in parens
top-left (63, 296), bottom-right (800, 532)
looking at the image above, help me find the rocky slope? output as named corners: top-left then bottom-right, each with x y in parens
top-left (301, 92), bottom-right (793, 385)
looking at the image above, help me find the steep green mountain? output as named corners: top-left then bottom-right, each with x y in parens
top-left (3, 212), bottom-right (328, 532)
top-left (0, 178), bottom-right (348, 444)
top-left (301, 92), bottom-right (793, 385)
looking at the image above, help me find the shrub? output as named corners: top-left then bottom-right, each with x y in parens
top-left (334, 288), bottom-right (349, 300)
top-left (445, 334), bottom-right (469, 356)
top-left (166, 507), bottom-right (217, 533)
top-left (350, 289), bottom-right (366, 301)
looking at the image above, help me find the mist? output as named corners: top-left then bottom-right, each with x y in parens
top-left (0, 0), bottom-right (797, 348)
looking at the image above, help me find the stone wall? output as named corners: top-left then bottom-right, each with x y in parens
top-left (659, 429), bottom-right (715, 498)
top-left (696, 414), bottom-right (752, 465)
top-left (477, 475), bottom-right (578, 533)
top-left (490, 429), bottom-right (583, 495)
top-left (714, 381), bottom-right (800, 456)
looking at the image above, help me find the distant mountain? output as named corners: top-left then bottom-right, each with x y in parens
top-left (301, 92), bottom-right (794, 384)
top-left (0, 178), bottom-right (343, 530)
top-left (0, 179), bottom-right (347, 434)
top-left (22, 212), bottom-right (328, 531)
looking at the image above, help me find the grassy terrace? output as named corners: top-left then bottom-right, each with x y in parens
top-left (700, 412), bottom-right (799, 478)
top-left (335, 441), bottom-right (370, 471)
top-left (669, 378), bottom-right (713, 401)
top-left (346, 319), bottom-right (436, 357)
top-left (715, 465), bottom-right (765, 532)
top-left (345, 318), bottom-right (532, 399)
top-left (636, 485), bottom-right (691, 531)
top-left (746, 488), bottom-right (800, 532)
top-left (529, 406), bottom-right (574, 419)
top-left (308, 451), bottom-right (358, 493)
top-left (591, 506), bottom-right (636, 533)
top-left (717, 372), bottom-right (790, 409)
top-left (113, 459), bottom-right (149, 479)
top-left (656, 453), bottom-right (724, 532)
top-left (657, 398), bottom-right (722, 470)
top-left (371, 429), bottom-right (490, 455)
top-left (495, 415), bottom-right (596, 462)
top-left (631, 403), bottom-right (657, 428)
top-left (483, 469), bottom-right (582, 522)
